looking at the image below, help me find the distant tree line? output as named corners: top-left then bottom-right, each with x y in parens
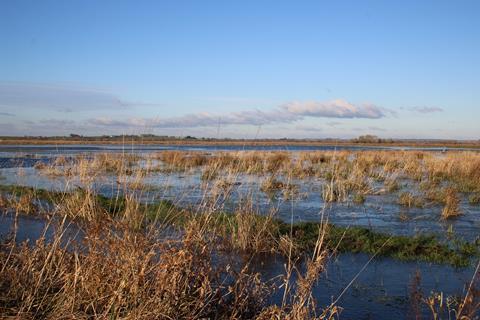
top-left (351, 135), bottom-right (394, 143)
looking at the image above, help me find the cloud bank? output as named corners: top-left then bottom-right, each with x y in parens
top-left (0, 83), bottom-right (392, 136)
top-left (90, 99), bottom-right (388, 129)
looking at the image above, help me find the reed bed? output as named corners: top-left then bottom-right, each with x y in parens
top-left (27, 149), bottom-right (480, 219)
top-left (147, 149), bottom-right (480, 218)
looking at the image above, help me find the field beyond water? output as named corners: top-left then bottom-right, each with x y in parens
top-left (1, 144), bottom-right (479, 319)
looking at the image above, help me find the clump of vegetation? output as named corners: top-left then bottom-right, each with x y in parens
top-left (441, 188), bottom-right (462, 220)
top-left (263, 152), bottom-right (289, 172)
top-left (385, 179), bottom-right (401, 193)
top-left (200, 164), bottom-right (219, 181)
top-left (352, 193), bottom-right (366, 204)
top-left (0, 193), bottom-right (10, 210)
top-left (229, 208), bottom-right (278, 253)
top-left (398, 192), bottom-right (424, 208)
top-left (56, 188), bottom-right (105, 221)
top-left (282, 184), bottom-right (300, 200)
top-left (300, 151), bottom-right (332, 165)
top-left (34, 160), bottom-right (66, 177)
top-left (260, 176), bottom-right (285, 193)
top-left (156, 150), bottom-right (212, 171)
top-left (259, 177), bottom-right (300, 200)
top-left (424, 187), bottom-right (447, 204)
top-left (0, 191), bottom-right (37, 214)
top-left (468, 192), bottom-right (480, 205)
top-left (322, 181), bottom-right (348, 203)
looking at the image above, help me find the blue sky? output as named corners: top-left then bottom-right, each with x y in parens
top-left (1, 0), bottom-right (479, 139)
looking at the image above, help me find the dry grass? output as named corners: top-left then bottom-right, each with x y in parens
top-left (0, 192), bottom-right (37, 214)
top-left (1, 220), bottom-right (264, 319)
top-left (1, 153), bottom-right (342, 319)
top-left (260, 176), bottom-right (286, 193)
top-left (3, 148), bottom-right (480, 318)
top-left (441, 188), bottom-right (462, 220)
top-left (30, 149), bottom-right (480, 221)
top-left (0, 198), bottom-right (339, 320)
top-left (398, 192), bottom-right (425, 208)
top-left (469, 193), bottom-right (480, 206)
top-left (34, 150), bottom-right (480, 195)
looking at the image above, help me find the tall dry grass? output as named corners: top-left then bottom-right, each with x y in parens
top-left (1, 151), bottom-right (344, 320)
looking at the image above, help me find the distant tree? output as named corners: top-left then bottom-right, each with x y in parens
top-left (354, 135), bottom-right (382, 143)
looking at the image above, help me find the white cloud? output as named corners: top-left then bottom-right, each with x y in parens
top-left (90, 109), bottom-right (297, 128)
top-left (282, 99), bottom-right (386, 119)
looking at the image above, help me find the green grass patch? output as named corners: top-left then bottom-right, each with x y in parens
top-left (278, 222), bottom-right (478, 267)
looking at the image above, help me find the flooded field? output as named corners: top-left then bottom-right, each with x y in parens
top-left (1, 144), bottom-right (479, 319)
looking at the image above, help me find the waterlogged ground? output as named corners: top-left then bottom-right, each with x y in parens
top-left (2, 159), bottom-right (479, 241)
top-left (1, 144), bottom-right (479, 319)
top-left (0, 212), bottom-right (476, 319)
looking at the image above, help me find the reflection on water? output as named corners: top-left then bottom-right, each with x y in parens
top-left (250, 252), bottom-right (476, 319)
top-left (0, 212), bottom-right (83, 246)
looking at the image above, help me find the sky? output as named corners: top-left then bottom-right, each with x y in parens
top-left (0, 0), bottom-right (479, 139)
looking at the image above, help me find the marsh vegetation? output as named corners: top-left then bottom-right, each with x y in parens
top-left (1, 147), bottom-right (479, 319)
